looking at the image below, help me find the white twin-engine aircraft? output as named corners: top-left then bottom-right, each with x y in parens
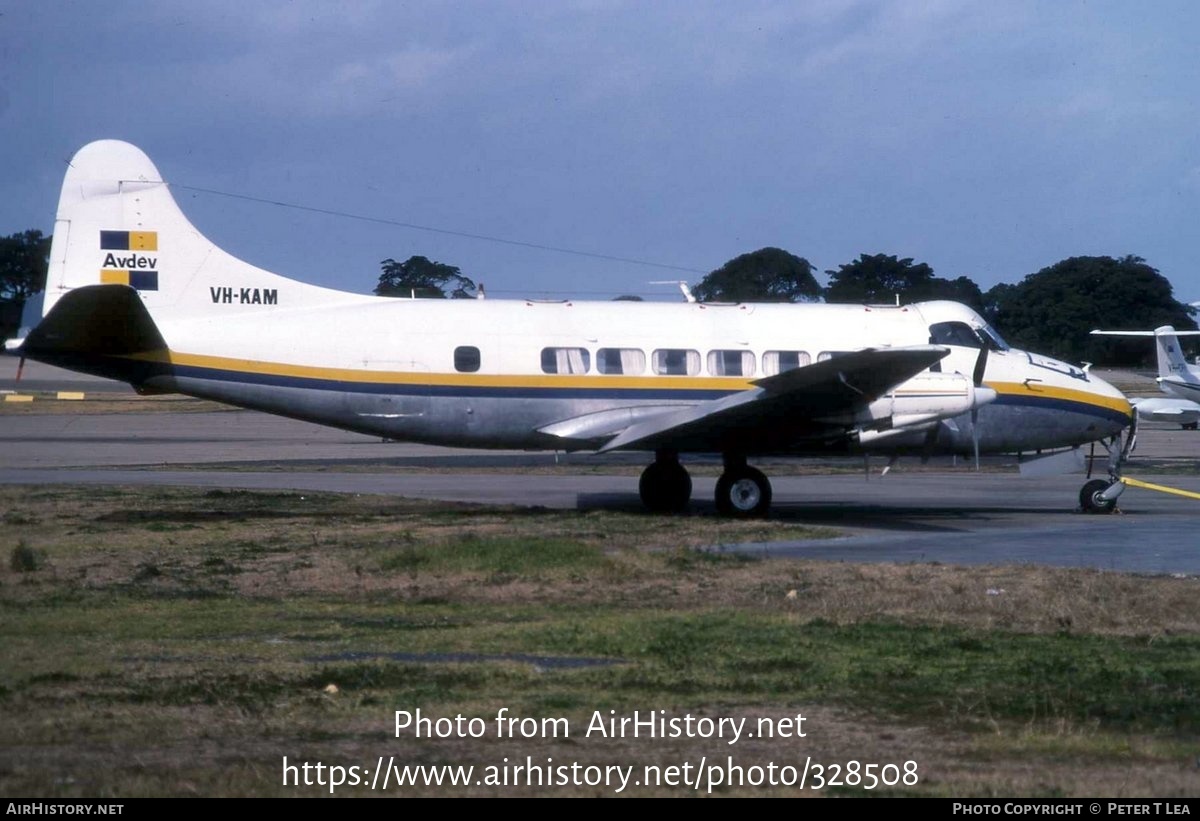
top-left (12, 140), bottom-right (1134, 516)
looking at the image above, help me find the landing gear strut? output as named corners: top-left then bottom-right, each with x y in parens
top-left (638, 450), bottom-right (692, 513)
top-left (715, 453), bottom-right (772, 518)
top-left (1079, 415), bottom-right (1137, 514)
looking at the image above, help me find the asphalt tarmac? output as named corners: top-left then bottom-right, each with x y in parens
top-left (1, 357), bottom-right (136, 394)
top-left (3, 359), bottom-right (1199, 574)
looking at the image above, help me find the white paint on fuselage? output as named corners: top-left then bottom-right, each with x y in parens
top-left (36, 141), bottom-right (1132, 458)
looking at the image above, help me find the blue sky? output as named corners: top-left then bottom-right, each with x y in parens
top-left (4, 1), bottom-right (1200, 304)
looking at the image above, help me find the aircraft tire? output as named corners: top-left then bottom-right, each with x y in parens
top-left (715, 466), bottom-right (772, 518)
top-left (639, 461), bottom-right (692, 513)
top-left (1079, 479), bottom-right (1116, 514)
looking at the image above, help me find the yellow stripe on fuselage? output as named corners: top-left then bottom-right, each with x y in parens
top-left (126, 349), bottom-right (757, 391)
top-left (119, 351), bottom-right (1133, 416)
top-left (988, 380), bottom-right (1132, 417)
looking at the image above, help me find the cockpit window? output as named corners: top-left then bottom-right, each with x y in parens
top-left (929, 321), bottom-right (982, 348)
top-left (978, 324), bottom-right (1010, 351)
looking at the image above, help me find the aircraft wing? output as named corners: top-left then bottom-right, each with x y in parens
top-left (1131, 396), bottom-right (1200, 423)
top-left (595, 345), bottom-right (949, 453)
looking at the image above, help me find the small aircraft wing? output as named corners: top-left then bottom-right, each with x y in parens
top-left (1130, 396), bottom-right (1200, 423)
top-left (595, 345), bottom-right (948, 453)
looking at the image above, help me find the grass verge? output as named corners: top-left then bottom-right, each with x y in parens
top-left (1, 485), bottom-right (1196, 797)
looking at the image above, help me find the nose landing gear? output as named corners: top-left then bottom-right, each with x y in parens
top-left (1079, 478), bottom-right (1118, 514)
top-left (1079, 416), bottom-right (1136, 514)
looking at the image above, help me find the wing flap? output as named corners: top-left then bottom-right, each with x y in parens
top-left (537, 405), bottom-right (683, 443)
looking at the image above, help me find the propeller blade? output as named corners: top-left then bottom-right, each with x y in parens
top-left (971, 408), bottom-right (981, 471)
top-left (920, 423), bottom-right (940, 464)
top-left (972, 345), bottom-right (989, 386)
top-left (970, 346), bottom-right (989, 470)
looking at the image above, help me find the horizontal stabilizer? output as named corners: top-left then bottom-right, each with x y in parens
top-left (1092, 326), bottom-right (1200, 385)
top-left (19, 284), bottom-right (169, 386)
top-left (1091, 328), bottom-right (1200, 337)
top-left (23, 284), bottom-right (166, 355)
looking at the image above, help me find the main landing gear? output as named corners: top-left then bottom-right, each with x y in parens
top-left (714, 454), bottom-right (772, 518)
top-left (638, 450), bottom-right (692, 513)
top-left (638, 451), bottom-right (773, 518)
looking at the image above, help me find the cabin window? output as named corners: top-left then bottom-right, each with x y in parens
top-left (454, 346), bottom-right (481, 373)
top-left (761, 350), bottom-right (810, 375)
top-left (816, 351), bottom-right (853, 362)
top-left (597, 348), bottom-right (646, 375)
top-left (541, 347), bottom-right (591, 374)
top-left (652, 349), bottom-right (701, 376)
top-left (707, 350), bottom-right (756, 377)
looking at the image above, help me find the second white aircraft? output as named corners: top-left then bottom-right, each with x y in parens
top-left (1091, 326), bottom-right (1200, 430)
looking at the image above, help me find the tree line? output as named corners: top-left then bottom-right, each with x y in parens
top-left (0, 230), bottom-right (51, 343)
top-left (692, 248), bottom-right (1197, 364)
top-left (368, 247), bottom-right (1195, 365)
top-left (1, 229), bottom-right (1194, 366)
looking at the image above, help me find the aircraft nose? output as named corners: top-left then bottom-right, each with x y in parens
top-left (1084, 370), bottom-right (1134, 433)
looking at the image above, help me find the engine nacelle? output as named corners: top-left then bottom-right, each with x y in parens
top-left (820, 371), bottom-right (997, 431)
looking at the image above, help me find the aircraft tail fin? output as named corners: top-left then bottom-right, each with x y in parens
top-left (39, 140), bottom-right (355, 326)
top-left (1150, 326), bottom-right (1200, 382)
top-left (1091, 326), bottom-right (1200, 381)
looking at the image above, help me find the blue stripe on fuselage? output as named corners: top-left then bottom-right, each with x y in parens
top-left (172, 361), bottom-right (1135, 427)
top-left (991, 391), bottom-right (1132, 427)
top-left (170, 362), bottom-right (733, 401)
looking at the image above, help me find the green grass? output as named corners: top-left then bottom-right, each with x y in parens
top-left (4, 591), bottom-right (1195, 734)
top-left (377, 535), bottom-right (611, 576)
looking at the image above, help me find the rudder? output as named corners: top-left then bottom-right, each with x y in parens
top-left (1153, 326), bottom-right (1197, 382)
